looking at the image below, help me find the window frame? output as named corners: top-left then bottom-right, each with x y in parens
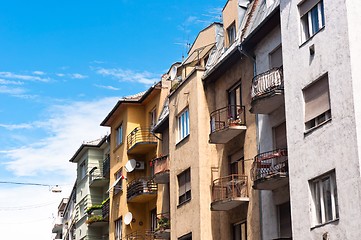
top-left (114, 168), bottom-right (123, 195)
top-left (227, 22), bottom-right (236, 47)
top-left (79, 160), bottom-right (87, 180)
top-left (178, 232), bottom-right (192, 240)
top-left (116, 123), bottom-right (123, 147)
top-left (299, 0), bottom-right (325, 44)
top-left (177, 108), bottom-right (190, 142)
top-left (309, 170), bottom-right (339, 227)
top-left (150, 107), bottom-right (157, 129)
top-left (178, 168), bottom-right (191, 206)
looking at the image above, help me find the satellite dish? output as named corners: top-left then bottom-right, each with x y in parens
top-left (125, 159), bottom-right (136, 172)
top-left (170, 66), bottom-right (177, 80)
top-left (124, 212), bottom-right (133, 225)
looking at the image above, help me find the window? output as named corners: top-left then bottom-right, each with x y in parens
top-left (303, 74), bottom-right (331, 131)
top-left (79, 161), bottom-right (86, 180)
top-left (150, 108), bottom-right (157, 129)
top-left (178, 168), bottom-right (191, 205)
top-left (228, 82), bottom-right (242, 120)
top-left (269, 46), bottom-right (283, 69)
top-left (273, 122), bottom-right (287, 149)
top-left (229, 150), bottom-right (244, 175)
top-left (278, 202), bottom-right (292, 238)
top-left (178, 108), bottom-right (190, 141)
top-left (114, 169), bottom-right (123, 195)
top-left (150, 208), bottom-right (157, 232)
top-left (115, 217), bottom-right (122, 240)
top-left (227, 23), bottom-right (236, 47)
top-left (116, 124), bottom-right (123, 146)
top-left (310, 170), bottom-right (339, 226)
top-left (299, 0), bottom-right (325, 43)
top-left (178, 232), bottom-right (192, 240)
top-left (233, 221), bottom-right (247, 240)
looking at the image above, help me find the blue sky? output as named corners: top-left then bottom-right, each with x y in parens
top-left (0, 0), bottom-right (224, 239)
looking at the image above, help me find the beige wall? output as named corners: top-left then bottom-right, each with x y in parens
top-left (223, 0), bottom-right (239, 47)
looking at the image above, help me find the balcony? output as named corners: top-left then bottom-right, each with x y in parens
top-left (127, 177), bottom-right (157, 203)
top-left (152, 155), bottom-right (170, 184)
top-left (102, 198), bottom-right (110, 220)
top-left (124, 230), bottom-right (154, 240)
top-left (209, 105), bottom-right (247, 144)
top-left (89, 167), bottom-right (109, 188)
top-left (86, 214), bottom-right (108, 227)
top-left (127, 127), bottom-right (158, 154)
top-left (154, 212), bottom-right (170, 239)
top-left (250, 67), bottom-right (284, 114)
top-left (211, 174), bottom-right (249, 211)
top-left (251, 149), bottom-right (288, 190)
top-left (51, 216), bottom-right (63, 234)
top-left (103, 155), bottom-right (110, 178)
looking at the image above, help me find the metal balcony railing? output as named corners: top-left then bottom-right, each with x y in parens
top-left (102, 198), bottom-right (110, 219)
top-left (103, 155), bottom-right (110, 178)
top-left (124, 230), bottom-right (154, 240)
top-left (251, 67), bottom-right (283, 100)
top-left (212, 174), bottom-right (248, 203)
top-left (127, 127), bottom-right (157, 151)
top-left (127, 177), bottom-right (157, 201)
top-left (251, 149), bottom-right (288, 182)
top-left (210, 105), bottom-right (246, 133)
top-left (152, 155), bottom-right (170, 176)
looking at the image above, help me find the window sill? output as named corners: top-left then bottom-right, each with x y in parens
top-left (310, 218), bottom-right (339, 230)
top-left (304, 118), bottom-right (331, 136)
top-left (176, 134), bottom-right (190, 147)
top-left (299, 26), bottom-right (325, 48)
top-left (177, 198), bottom-right (191, 208)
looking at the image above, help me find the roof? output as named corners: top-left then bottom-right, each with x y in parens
top-left (100, 81), bottom-right (162, 126)
top-left (152, 98), bottom-right (169, 133)
top-left (69, 135), bottom-right (108, 163)
top-left (187, 22), bottom-right (223, 55)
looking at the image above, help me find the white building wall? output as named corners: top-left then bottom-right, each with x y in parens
top-left (280, 0), bottom-right (361, 239)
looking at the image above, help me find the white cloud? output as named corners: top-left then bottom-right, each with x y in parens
top-left (56, 73), bottom-right (65, 77)
top-left (0, 78), bottom-right (24, 85)
top-left (96, 68), bottom-right (159, 85)
top-left (0, 71), bottom-right (49, 82)
top-left (33, 71), bottom-right (45, 75)
top-left (0, 85), bottom-right (26, 95)
top-left (70, 73), bottom-right (87, 79)
top-left (2, 97), bottom-right (118, 176)
top-left (94, 84), bottom-right (120, 91)
top-left (0, 123), bottom-right (33, 130)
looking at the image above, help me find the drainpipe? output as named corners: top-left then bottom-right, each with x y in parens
top-left (237, 44), bottom-right (263, 240)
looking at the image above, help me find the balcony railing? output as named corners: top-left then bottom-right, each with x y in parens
top-left (211, 174), bottom-right (249, 211)
top-left (102, 198), bottom-right (110, 219)
top-left (103, 155), bottom-right (110, 178)
top-left (152, 155), bottom-right (170, 184)
top-left (251, 149), bottom-right (288, 190)
top-left (209, 105), bottom-right (246, 143)
top-left (127, 177), bottom-right (157, 202)
top-left (250, 67), bottom-right (284, 114)
top-left (89, 167), bottom-right (108, 187)
top-left (127, 127), bottom-right (158, 154)
top-left (124, 230), bottom-right (154, 240)
top-left (154, 212), bottom-right (170, 239)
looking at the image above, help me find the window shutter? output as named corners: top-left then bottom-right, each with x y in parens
top-left (304, 75), bottom-right (330, 122)
top-left (299, 0), bottom-right (320, 17)
top-left (178, 173), bottom-right (186, 196)
top-left (185, 169), bottom-right (191, 192)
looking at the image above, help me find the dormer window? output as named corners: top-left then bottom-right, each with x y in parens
top-left (227, 23), bottom-right (236, 47)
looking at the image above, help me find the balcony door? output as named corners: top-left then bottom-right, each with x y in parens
top-left (229, 149), bottom-right (245, 175)
top-left (228, 82), bottom-right (242, 120)
top-left (273, 122), bottom-right (287, 149)
top-left (233, 221), bottom-right (247, 240)
top-left (151, 208), bottom-right (157, 232)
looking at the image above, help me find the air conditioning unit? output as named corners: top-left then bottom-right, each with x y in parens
top-left (135, 161), bottom-right (145, 170)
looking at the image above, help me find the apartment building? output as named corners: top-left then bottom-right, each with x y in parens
top-left (62, 184), bottom-right (76, 240)
top-left (100, 80), bottom-right (169, 240)
top-left (68, 136), bottom-right (110, 240)
top-left (279, 0), bottom-right (361, 239)
top-left (52, 198), bottom-right (68, 240)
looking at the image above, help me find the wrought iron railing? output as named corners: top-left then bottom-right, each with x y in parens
top-left (127, 127), bottom-right (157, 151)
top-left (251, 67), bottom-right (283, 99)
top-left (155, 212), bottom-right (171, 232)
top-left (124, 230), bottom-right (154, 240)
top-left (152, 155), bottom-right (170, 176)
top-left (127, 177), bottom-right (157, 201)
top-left (251, 149), bottom-right (288, 182)
top-left (103, 155), bottom-right (110, 178)
top-left (210, 105), bottom-right (246, 133)
top-left (212, 174), bottom-right (248, 202)
top-left (102, 198), bottom-right (110, 219)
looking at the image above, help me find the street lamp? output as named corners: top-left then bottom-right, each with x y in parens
top-left (0, 181), bottom-right (62, 193)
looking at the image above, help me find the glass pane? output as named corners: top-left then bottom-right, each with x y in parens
top-left (322, 177), bottom-right (333, 221)
top-left (311, 6), bottom-right (319, 35)
top-left (320, 1), bottom-right (325, 27)
top-left (314, 182), bottom-right (322, 223)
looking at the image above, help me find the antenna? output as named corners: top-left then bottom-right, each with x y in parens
top-left (125, 159), bottom-right (137, 172)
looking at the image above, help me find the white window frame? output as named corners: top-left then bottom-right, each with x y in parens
top-left (227, 22), bottom-right (236, 47)
top-left (300, 0), bottom-right (325, 43)
top-left (114, 168), bottom-right (123, 195)
top-left (150, 107), bottom-right (157, 128)
top-left (116, 124), bottom-right (123, 146)
top-left (115, 217), bottom-right (122, 240)
top-left (177, 108), bottom-right (190, 142)
top-left (310, 170), bottom-right (339, 226)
